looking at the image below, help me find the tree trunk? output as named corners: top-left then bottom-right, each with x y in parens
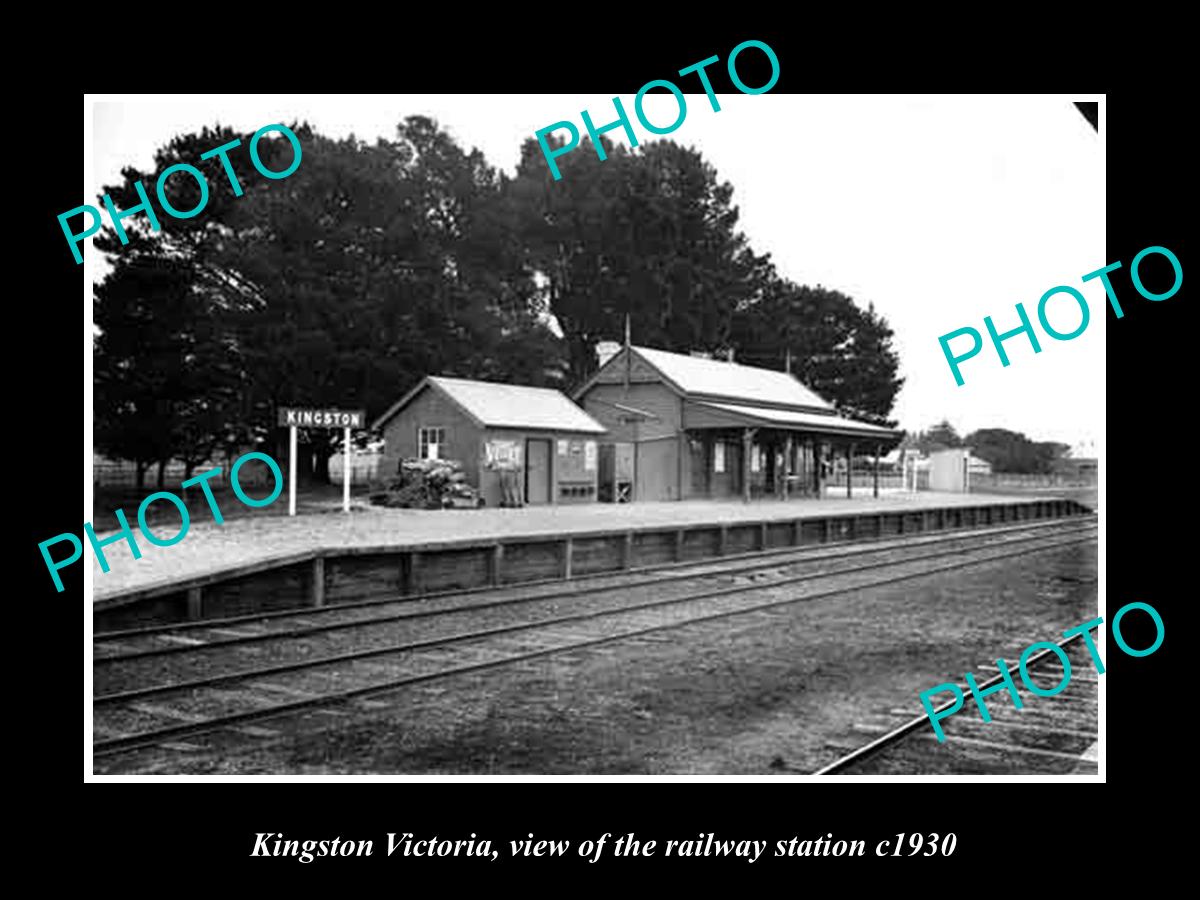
top-left (184, 460), bottom-right (195, 481)
top-left (135, 461), bottom-right (148, 492)
top-left (569, 334), bottom-right (594, 386)
top-left (313, 443), bottom-right (333, 485)
top-left (156, 459), bottom-right (167, 489)
top-left (299, 444), bottom-right (317, 485)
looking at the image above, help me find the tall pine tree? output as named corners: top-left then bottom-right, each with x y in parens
top-left (507, 137), bottom-right (771, 383)
top-left (730, 281), bottom-right (903, 426)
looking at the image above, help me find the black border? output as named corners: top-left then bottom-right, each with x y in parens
top-left (29, 34), bottom-right (1182, 880)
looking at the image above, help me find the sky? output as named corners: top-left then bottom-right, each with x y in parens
top-left (88, 94), bottom-right (1104, 454)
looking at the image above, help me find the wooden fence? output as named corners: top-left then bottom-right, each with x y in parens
top-left (93, 453), bottom-right (386, 489)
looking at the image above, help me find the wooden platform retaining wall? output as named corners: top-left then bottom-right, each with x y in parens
top-left (94, 499), bottom-right (1093, 631)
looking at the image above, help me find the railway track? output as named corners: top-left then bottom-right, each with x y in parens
top-left (95, 521), bottom-right (1096, 696)
top-left (812, 632), bottom-right (1098, 775)
top-left (95, 516), bottom-right (1094, 663)
top-left (92, 518), bottom-right (1095, 760)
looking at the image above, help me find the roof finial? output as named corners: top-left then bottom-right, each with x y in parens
top-left (785, 346), bottom-right (792, 375)
top-left (623, 314), bottom-right (632, 393)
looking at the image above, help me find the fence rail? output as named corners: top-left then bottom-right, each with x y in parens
top-left (93, 454), bottom-right (386, 489)
top-left (970, 472), bottom-right (1098, 489)
top-left (826, 472), bottom-right (905, 489)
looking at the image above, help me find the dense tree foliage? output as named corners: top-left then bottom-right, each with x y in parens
top-left (93, 234), bottom-right (246, 489)
top-left (93, 120), bottom-right (905, 480)
top-left (730, 283), bottom-right (903, 426)
top-left (506, 136), bottom-right (774, 383)
top-left (964, 428), bottom-right (1070, 474)
top-left (901, 422), bottom-right (1070, 474)
top-left (94, 118), bottom-right (558, 482)
top-left (903, 420), bottom-right (965, 454)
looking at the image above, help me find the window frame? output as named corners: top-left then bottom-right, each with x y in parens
top-left (418, 426), bottom-right (446, 460)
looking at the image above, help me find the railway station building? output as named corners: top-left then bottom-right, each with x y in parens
top-left (574, 346), bottom-right (902, 502)
top-left (374, 376), bottom-right (608, 507)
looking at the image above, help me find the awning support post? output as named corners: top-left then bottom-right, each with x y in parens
top-left (847, 442), bottom-right (855, 499)
top-left (873, 442), bottom-right (881, 498)
top-left (815, 440), bottom-right (824, 498)
top-left (742, 428), bottom-right (753, 503)
top-left (783, 434), bottom-right (793, 501)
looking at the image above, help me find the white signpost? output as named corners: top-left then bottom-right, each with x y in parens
top-left (277, 407), bottom-right (367, 516)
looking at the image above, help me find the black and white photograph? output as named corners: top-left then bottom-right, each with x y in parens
top-left (78, 92), bottom-right (1105, 779)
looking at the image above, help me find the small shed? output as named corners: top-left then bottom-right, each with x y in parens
top-left (928, 448), bottom-right (991, 491)
top-left (373, 376), bottom-right (608, 507)
top-left (966, 453), bottom-right (994, 476)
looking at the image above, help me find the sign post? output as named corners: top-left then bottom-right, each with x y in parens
top-left (277, 407), bottom-right (367, 517)
top-left (343, 426), bottom-right (352, 513)
top-left (288, 424), bottom-right (297, 516)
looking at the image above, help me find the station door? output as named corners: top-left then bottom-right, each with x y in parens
top-left (525, 438), bottom-right (552, 504)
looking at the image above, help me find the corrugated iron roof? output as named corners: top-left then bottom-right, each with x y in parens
top-left (692, 401), bottom-right (899, 438)
top-left (632, 346), bottom-right (834, 411)
top-left (430, 376), bottom-right (607, 433)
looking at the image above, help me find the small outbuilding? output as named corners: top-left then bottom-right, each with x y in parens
top-left (927, 448), bottom-right (992, 491)
top-left (373, 376), bottom-right (608, 507)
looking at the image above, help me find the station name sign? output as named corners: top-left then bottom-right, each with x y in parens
top-left (278, 407), bottom-right (366, 429)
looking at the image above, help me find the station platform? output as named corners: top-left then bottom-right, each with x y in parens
top-left (88, 490), bottom-right (1087, 628)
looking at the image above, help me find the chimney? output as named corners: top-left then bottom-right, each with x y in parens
top-left (726, 348), bottom-right (735, 363)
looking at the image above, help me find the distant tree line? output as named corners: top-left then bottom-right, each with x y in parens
top-left (904, 421), bottom-right (1070, 474)
top-left (94, 118), bottom-right (905, 489)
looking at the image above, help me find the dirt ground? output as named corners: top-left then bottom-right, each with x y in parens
top-left (106, 539), bottom-right (1097, 775)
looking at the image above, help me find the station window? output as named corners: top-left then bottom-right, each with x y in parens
top-left (418, 426), bottom-right (445, 460)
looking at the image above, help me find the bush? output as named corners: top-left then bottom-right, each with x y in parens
top-left (369, 458), bottom-right (482, 510)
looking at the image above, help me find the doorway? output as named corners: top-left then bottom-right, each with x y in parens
top-left (689, 436), bottom-right (707, 497)
top-left (525, 438), bottom-right (552, 504)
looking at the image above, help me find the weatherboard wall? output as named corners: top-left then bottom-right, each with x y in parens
top-left (581, 382), bottom-right (684, 501)
top-left (380, 385), bottom-right (600, 507)
top-left (379, 386), bottom-right (484, 488)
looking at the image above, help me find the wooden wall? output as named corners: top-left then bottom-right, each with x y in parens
top-left (380, 385), bottom-right (483, 487)
top-left (579, 376), bottom-right (685, 502)
top-left (93, 499), bottom-right (1092, 631)
top-left (380, 387), bottom-right (600, 507)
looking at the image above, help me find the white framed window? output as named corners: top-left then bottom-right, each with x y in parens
top-left (714, 442), bottom-right (726, 473)
top-left (418, 426), bottom-right (445, 460)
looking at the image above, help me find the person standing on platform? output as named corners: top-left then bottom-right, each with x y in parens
top-left (486, 440), bottom-right (524, 508)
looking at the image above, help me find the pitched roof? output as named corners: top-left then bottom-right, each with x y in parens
top-left (629, 346), bottom-right (834, 411)
top-left (374, 376), bottom-right (607, 434)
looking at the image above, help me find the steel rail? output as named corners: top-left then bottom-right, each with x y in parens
top-left (810, 631), bottom-right (1090, 775)
top-left (93, 534), bottom-right (1097, 757)
top-left (93, 526), bottom-right (1096, 704)
top-left (94, 515), bottom-right (1093, 642)
top-left (95, 519), bottom-right (1097, 664)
